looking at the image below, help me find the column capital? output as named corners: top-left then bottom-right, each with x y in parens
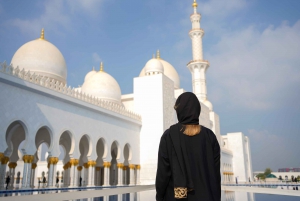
top-left (0, 153), bottom-right (4, 160)
top-left (22, 155), bottom-right (34, 163)
top-left (87, 160), bottom-right (96, 167)
top-left (123, 166), bottom-right (127, 170)
top-left (70, 159), bottom-right (79, 166)
top-left (129, 164), bottom-right (136, 169)
top-left (32, 163), bottom-right (37, 169)
top-left (103, 162), bottom-right (111, 168)
top-left (49, 157), bottom-right (59, 165)
top-left (117, 163), bottom-right (124, 168)
top-left (77, 166), bottom-right (82, 171)
top-left (135, 164), bottom-right (141, 170)
top-left (1, 156), bottom-right (10, 165)
top-left (8, 162), bottom-right (17, 169)
top-left (83, 162), bottom-right (89, 169)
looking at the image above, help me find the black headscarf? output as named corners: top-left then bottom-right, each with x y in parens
top-left (175, 92), bottom-right (201, 125)
top-left (169, 92), bottom-right (201, 198)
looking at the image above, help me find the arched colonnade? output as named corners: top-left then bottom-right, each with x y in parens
top-left (0, 120), bottom-right (140, 189)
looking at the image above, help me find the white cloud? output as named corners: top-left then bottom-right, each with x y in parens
top-left (9, 0), bottom-right (70, 35)
top-left (207, 20), bottom-right (300, 110)
top-left (92, 52), bottom-right (102, 63)
top-left (201, 0), bottom-right (248, 18)
top-left (66, 0), bottom-right (104, 16)
top-left (9, 0), bottom-right (104, 35)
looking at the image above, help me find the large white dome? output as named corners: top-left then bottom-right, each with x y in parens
top-left (84, 67), bottom-right (96, 82)
top-left (144, 58), bottom-right (164, 75)
top-left (139, 52), bottom-right (180, 88)
top-left (81, 69), bottom-right (121, 104)
top-left (10, 30), bottom-right (67, 84)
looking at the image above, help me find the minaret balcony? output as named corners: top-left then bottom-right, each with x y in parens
top-left (187, 59), bottom-right (210, 66)
top-left (189, 28), bottom-right (204, 33)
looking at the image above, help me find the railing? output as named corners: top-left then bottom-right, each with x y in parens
top-left (0, 62), bottom-right (141, 121)
top-left (189, 28), bottom-right (204, 33)
top-left (0, 185), bottom-right (155, 201)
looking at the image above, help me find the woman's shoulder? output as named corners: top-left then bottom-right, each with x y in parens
top-left (200, 125), bottom-right (217, 139)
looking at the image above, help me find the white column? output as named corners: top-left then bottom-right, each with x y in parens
top-left (47, 157), bottom-right (59, 188)
top-left (0, 156), bottom-right (9, 189)
top-left (30, 163), bottom-right (36, 188)
top-left (136, 165), bottom-right (140, 185)
top-left (8, 162), bottom-right (17, 189)
top-left (73, 163), bottom-right (79, 187)
top-left (129, 164), bottom-right (135, 185)
top-left (95, 167), bottom-right (101, 186)
top-left (83, 163), bottom-right (88, 186)
top-left (21, 155), bottom-right (34, 189)
top-left (123, 166), bottom-right (128, 185)
top-left (87, 160), bottom-right (95, 187)
top-left (48, 164), bottom-right (54, 187)
top-left (77, 166), bottom-right (83, 186)
top-left (69, 166), bottom-right (75, 187)
top-left (117, 163), bottom-right (123, 186)
top-left (103, 162), bottom-right (110, 186)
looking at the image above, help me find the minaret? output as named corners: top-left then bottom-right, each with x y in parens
top-left (187, 0), bottom-right (211, 107)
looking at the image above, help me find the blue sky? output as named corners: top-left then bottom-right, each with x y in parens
top-left (0, 0), bottom-right (300, 172)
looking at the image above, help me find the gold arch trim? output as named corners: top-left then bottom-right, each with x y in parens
top-left (32, 163), bottom-right (37, 169)
top-left (103, 162), bottom-right (111, 168)
top-left (129, 164), bottom-right (136, 169)
top-left (8, 162), bottom-right (17, 169)
top-left (117, 163), bottom-right (124, 168)
top-left (49, 157), bottom-right (59, 165)
top-left (22, 155), bottom-right (34, 163)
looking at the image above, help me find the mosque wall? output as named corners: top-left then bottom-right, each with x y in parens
top-left (226, 132), bottom-right (249, 183)
top-left (134, 74), bottom-right (175, 184)
top-left (0, 72), bottom-right (141, 164)
top-left (199, 102), bottom-right (211, 129)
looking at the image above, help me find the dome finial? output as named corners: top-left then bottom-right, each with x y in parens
top-left (156, 50), bottom-right (161, 59)
top-left (40, 28), bottom-right (45, 40)
top-left (100, 62), bottom-right (104, 72)
top-left (192, 0), bottom-right (198, 8)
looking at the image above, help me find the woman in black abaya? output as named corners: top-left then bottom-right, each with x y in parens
top-left (155, 92), bottom-right (221, 201)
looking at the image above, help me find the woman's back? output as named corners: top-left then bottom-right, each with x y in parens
top-left (155, 92), bottom-right (220, 201)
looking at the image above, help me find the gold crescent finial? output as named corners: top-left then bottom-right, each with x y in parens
top-left (40, 28), bottom-right (45, 40)
top-left (156, 50), bottom-right (161, 59)
top-left (100, 62), bottom-right (104, 72)
top-left (192, 0), bottom-right (198, 8)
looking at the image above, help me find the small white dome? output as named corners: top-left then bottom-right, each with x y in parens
top-left (203, 99), bottom-right (213, 111)
top-left (81, 70), bottom-right (121, 104)
top-left (144, 58), bottom-right (164, 76)
top-left (139, 52), bottom-right (180, 88)
top-left (84, 67), bottom-right (96, 82)
top-left (11, 29), bottom-right (67, 84)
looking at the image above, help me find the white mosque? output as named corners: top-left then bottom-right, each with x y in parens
top-left (0, 1), bottom-right (254, 200)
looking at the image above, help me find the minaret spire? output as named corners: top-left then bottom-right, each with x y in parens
top-left (156, 50), bottom-right (161, 59)
top-left (187, 0), bottom-right (211, 109)
top-left (40, 28), bottom-right (45, 40)
top-left (100, 62), bottom-right (104, 72)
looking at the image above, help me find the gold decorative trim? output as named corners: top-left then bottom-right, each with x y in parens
top-left (70, 159), bottom-right (79, 166)
top-left (192, 0), bottom-right (198, 8)
top-left (1, 156), bottom-right (9, 165)
top-left (129, 164), bottom-right (135, 169)
top-left (48, 157), bottom-right (59, 165)
top-left (96, 167), bottom-right (101, 171)
top-left (0, 153), bottom-right (4, 160)
top-left (22, 155), bottom-right (34, 163)
top-left (123, 166), bottom-right (128, 170)
top-left (135, 165), bottom-right (141, 170)
top-left (117, 163), bottom-right (124, 168)
top-left (83, 163), bottom-right (89, 169)
top-left (174, 187), bottom-right (187, 199)
top-left (32, 163), bottom-right (37, 169)
top-left (103, 162), bottom-right (111, 168)
top-left (87, 160), bottom-right (96, 167)
top-left (8, 162), bottom-right (17, 169)
top-left (77, 166), bottom-right (82, 171)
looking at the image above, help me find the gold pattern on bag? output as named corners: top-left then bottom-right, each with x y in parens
top-left (174, 187), bottom-right (187, 199)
